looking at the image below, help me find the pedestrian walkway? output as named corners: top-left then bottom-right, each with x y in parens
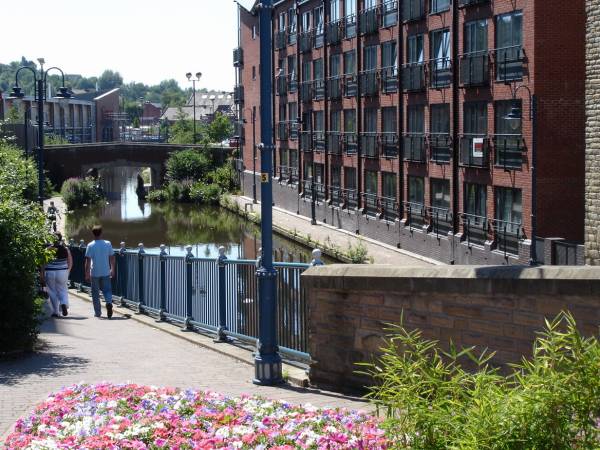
top-left (43, 196), bottom-right (66, 236)
top-left (231, 195), bottom-right (437, 266)
top-left (0, 294), bottom-right (369, 442)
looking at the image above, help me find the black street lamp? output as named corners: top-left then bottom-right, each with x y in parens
top-left (8, 64), bottom-right (71, 205)
top-left (186, 72), bottom-right (202, 144)
top-left (503, 85), bottom-right (537, 265)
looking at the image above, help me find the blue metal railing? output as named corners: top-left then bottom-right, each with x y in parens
top-left (68, 243), bottom-right (312, 360)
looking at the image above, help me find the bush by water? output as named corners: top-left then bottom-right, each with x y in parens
top-left (60, 177), bottom-right (104, 210)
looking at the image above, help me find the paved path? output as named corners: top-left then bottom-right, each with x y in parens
top-left (231, 195), bottom-right (437, 266)
top-left (0, 295), bottom-right (369, 442)
top-left (43, 196), bottom-right (66, 236)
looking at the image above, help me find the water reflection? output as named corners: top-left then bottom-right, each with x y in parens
top-left (66, 166), bottom-right (335, 263)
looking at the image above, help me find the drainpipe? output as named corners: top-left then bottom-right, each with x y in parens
top-left (450, 0), bottom-right (460, 263)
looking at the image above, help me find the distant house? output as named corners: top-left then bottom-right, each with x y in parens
top-left (160, 91), bottom-right (233, 124)
top-left (142, 102), bottom-right (163, 125)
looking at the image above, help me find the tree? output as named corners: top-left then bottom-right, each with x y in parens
top-left (206, 112), bottom-right (234, 143)
top-left (98, 70), bottom-right (123, 90)
top-left (168, 108), bottom-right (195, 144)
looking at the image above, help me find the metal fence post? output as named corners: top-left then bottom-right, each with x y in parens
top-left (137, 243), bottom-right (145, 313)
top-left (78, 240), bottom-right (85, 292)
top-left (183, 245), bottom-right (194, 331)
top-left (119, 242), bottom-right (127, 307)
top-left (158, 244), bottom-right (167, 321)
top-left (310, 248), bottom-right (325, 266)
top-left (215, 246), bottom-right (231, 343)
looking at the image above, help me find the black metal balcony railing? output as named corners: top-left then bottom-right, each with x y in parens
top-left (359, 7), bottom-right (379, 35)
top-left (428, 206), bottom-right (453, 236)
top-left (360, 70), bottom-right (378, 96)
top-left (314, 29), bottom-right (324, 48)
top-left (458, 0), bottom-right (489, 6)
top-left (361, 132), bottom-right (378, 158)
top-left (313, 79), bottom-right (325, 100)
top-left (429, 133), bottom-right (452, 164)
top-left (279, 165), bottom-right (291, 182)
top-left (233, 47), bottom-right (243, 67)
top-left (299, 131), bottom-right (312, 152)
top-left (288, 74), bottom-right (298, 93)
top-left (302, 180), bottom-right (313, 199)
top-left (290, 166), bottom-right (299, 183)
top-left (275, 31), bottom-right (287, 50)
top-left (276, 76), bottom-right (287, 96)
top-left (382, 0), bottom-right (398, 27)
top-left (289, 121), bottom-right (299, 140)
top-left (461, 213), bottom-right (489, 246)
top-left (326, 19), bottom-right (343, 45)
top-left (429, 58), bottom-right (452, 88)
top-left (460, 53), bottom-right (489, 86)
top-left (494, 45), bottom-right (524, 82)
top-left (329, 186), bottom-right (343, 206)
top-left (403, 133), bottom-right (426, 162)
top-left (405, 201), bottom-right (426, 227)
top-left (327, 76), bottom-right (343, 100)
top-left (303, 181), bottom-right (325, 201)
top-left (277, 122), bottom-right (289, 141)
top-left (314, 182), bottom-right (326, 202)
top-left (313, 131), bottom-right (326, 152)
top-left (459, 135), bottom-right (489, 168)
top-left (381, 132), bottom-right (398, 158)
top-left (343, 188), bottom-right (359, 209)
top-left (299, 81), bottom-right (313, 103)
top-left (299, 31), bottom-right (313, 53)
top-left (327, 131), bottom-right (342, 155)
top-left (381, 196), bottom-right (399, 221)
top-left (233, 85), bottom-right (244, 104)
top-left (344, 74), bottom-right (358, 97)
top-left (381, 66), bottom-right (398, 93)
top-left (342, 132), bottom-right (358, 154)
top-left (493, 219), bottom-right (522, 256)
top-left (402, 0), bottom-right (425, 22)
top-left (494, 134), bottom-right (524, 170)
top-left (287, 26), bottom-right (297, 45)
top-left (402, 63), bottom-right (426, 91)
top-left (362, 193), bottom-right (379, 217)
top-left (345, 14), bottom-right (357, 39)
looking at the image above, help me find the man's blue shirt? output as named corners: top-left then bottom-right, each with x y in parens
top-left (85, 239), bottom-right (113, 277)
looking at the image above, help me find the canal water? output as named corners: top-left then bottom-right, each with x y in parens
top-left (66, 167), bottom-right (334, 263)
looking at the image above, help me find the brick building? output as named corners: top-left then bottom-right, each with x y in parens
top-left (235, 0), bottom-right (585, 265)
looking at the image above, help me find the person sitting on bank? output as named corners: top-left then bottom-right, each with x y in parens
top-left (84, 225), bottom-right (115, 319)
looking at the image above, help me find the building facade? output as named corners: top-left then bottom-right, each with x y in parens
top-left (235, 0), bottom-right (585, 265)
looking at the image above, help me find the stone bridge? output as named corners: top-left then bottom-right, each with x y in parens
top-left (44, 142), bottom-right (231, 189)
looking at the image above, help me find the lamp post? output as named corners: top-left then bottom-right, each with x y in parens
top-left (503, 85), bottom-right (537, 265)
top-left (8, 64), bottom-right (71, 205)
top-left (254, 0), bottom-right (282, 386)
top-left (186, 72), bottom-right (202, 144)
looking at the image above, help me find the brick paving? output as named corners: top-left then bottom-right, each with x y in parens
top-left (0, 295), bottom-right (369, 442)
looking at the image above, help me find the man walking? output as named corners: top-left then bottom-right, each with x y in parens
top-left (85, 225), bottom-right (115, 318)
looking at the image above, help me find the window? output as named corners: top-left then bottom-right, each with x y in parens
top-left (495, 187), bottom-right (522, 226)
top-left (315, 163), bottom-right (324, 184)
top-left (382, 172), bottom-right (396, 199)
top-left (332, 165), bottom-right (341, 187)
top-left (330, 53), bottom-right (341, 76)
top-left (365, 170), bottom-right (377, 194)
top-left (252, 25), bottom-right (257, 39)
top-left (279, 104), bottom-right (287, 121)
top-left (279, 13), bottom-right (286, 32)
top-left (407, 34), bottom-right (424, 63)
top-left (302, 60), bottom-right (311, 81)
top-left (364, 109), bottom-right (377, 132)
top-left (430, 104), bottom-right (450, 135)
top-left (313, 58), bottom-right (324, 80)
top-left (382, 0), bottom-right (398, 27)
top-left (383, 107), bottom-right (396, 134)
top-left (465, 19), bottom-right (488, 53)
top-left (431, 0), bottom-right (450, 14)
top-left (331, 109), bottom-right (341, 131)
top-left (344, 50), bottom-right (356, 74)
top-left (302, 11), bottom-right (311, 32)
top-left (345, 167), bottom-right (356, 189)
top-left (252, 66), bottom-right (256, 80)
top-left (345, 0), bottom-right (356, 17)
top-left (431, 179), bottom-right (450, 210)
top-left (495, 100), bottom-right (521, 135)
top-left (288, 9), bottom-right (297, 33)
top-left (363, 45), bottom-right (377, 71)
top-left (331, 0), bottom-right (340, 21)
top-left (496, 11), bottom-right (523, 81)
top-left (314, 111), bottom-right (324, 130)
top-left (464, 102), bottom-right (487, 135)
top-left (314, 6), bottom-right (324, 34)
top-left (344, 109), bottom-right (356, 133)
top-left (382, 41), bottom-right (397, 71)
top-left (288, 56), bottom-right (297, 79)
top-left (430, 29), bottom-right (451, 87)
top-left (365, 0), bottom-right (377, 8)
top-left (345, 0), bottom-right (357, 38)
top-left (464, 183), bottom-right (487, 217)
top-left (408, 176), bottom-right (425, 205)
top-left (407, 105), bottom-right (424, 133)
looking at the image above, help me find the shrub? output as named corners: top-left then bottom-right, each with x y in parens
top-left (360, 311), bottom-right (600, 450)
top-left (166, 179), bottom-right (194, 203)
top-left (60, 177), bottom-right (104, 210)
top-left (0, 199), bottom-right (52, 354)
top-left (189, 182), bottom-right (221, 205)
top-left (206, 162), bottom-right (237, 192)
top-left (0, 143), bottom-right (38, 202)
top-left (146, 189), bottom-right (167, 203)
top-left (346, 239), bottom-right (370, 264)
top-left (166, 149), bottom-right (211, 182)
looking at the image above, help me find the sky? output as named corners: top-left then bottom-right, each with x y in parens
top-left (0, 0), bottom-right (240, 91)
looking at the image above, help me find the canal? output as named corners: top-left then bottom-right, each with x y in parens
top-left (66, 167), bottom-right (335, 263)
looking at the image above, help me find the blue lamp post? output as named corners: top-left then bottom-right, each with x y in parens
top-left (254, 0), bottom-right (283, 386)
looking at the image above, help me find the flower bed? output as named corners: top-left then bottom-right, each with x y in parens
top-left (5, 383), bottom-right (389, 449)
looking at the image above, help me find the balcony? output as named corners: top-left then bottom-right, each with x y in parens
top-left (381, 196), bottom-right (399, 221)
top-left (429, 58), bottom-right (452, 88)
top-left (343, 188), bottom-right (359, 209)
top-left (288, 74), bottom-right (298, 93)
top-left (460, 53), bottom-right (489, 86)
top-left (276, 76), bottom-right (287, 96)
top-left (277, 122), bottom-right (289, 141)
top-left (314, 30), bottom-right (324, 48)
top-left (327, 76), bottom-right (343, 100)
top-left (429, 133), bottom-right (452, 164)
top-left (313, 79), bottom-right (325, 100)
top-left (313, 131), bottom-right (326, 152)
top-left (459, 135), bottom-right (489, 168)
top-left (345, 14), bottom-right (357, 39)
top-left (494, 134), bottom-right (524, 170)
top-left (428, 206), bottom-right (453, 236)
top-left (458, 0), bottom-right (489, 7)
top-left (381, 132), bottom-right (398, 158)
top-left (299, 81), bottom-right (313, 103)
top-left (402, 63), bottom-right (426, 91)
top-left (326, 19), bottom-right (343, 45)
top-left (342, 132), bottom-right (358, 154)
top-left (494, 45), bottom-right (524, 82)
top-left (381, 66), bottom-right (398, 93)
top-left (405, 201), bottom-right (426, 227)
top-left (359, 6), bottom-right (379, 35)
top-left (233, 47), bottom-right (243, 67)
top-left (289, 121), bottom-right (299, 140)
top-left (403, 134), bottom-right (426, 162)
top-left (382, 0), bottom-right (398, 27)
top-left (233, 85), bottom-right (244, 104)
top-left (461, 213), bottom-right (489, 246)
top-left (360, 70), bottom-right (378, 96)
top-left (402, 0), bottom-right (425, 22)
top-left (329, 186), bottom-right (343, 206)
top-left (362, 193), bottom-right (379, 217)
top-left (275, 31), bottom-right (287, 50)
top-left (287, 26), bottom-right (297, 45)
top-left (344, 74), bottom-right (358, 97)
top-left (299, 31), bottom-right (313, 53)
top-left (327, 132), bottom-right (342, 154)
top-left (299, 131), bottom-right (312, 152)
top-left (493, 219), bottom-right (522, 255)
top-left (360, 132), bottom-right (378, 158)
top-left (279, 165), bottom-right (291, 182)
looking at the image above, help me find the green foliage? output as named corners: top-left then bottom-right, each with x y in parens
top-left (346, 239), bottom-right (370, 264)
top-left (60, 177), bottom-right (104, 210)
top-left (360, 311), bottom-right (600, 450)
top-left (97, 70), bottom-right (123, 90)
top-left (206, 163), bottom-right (237, 192)
top-left (189, 182), bottom-right (221, 205)
top-left (165, 179), bottom-right (194, 203)
top-left (132, 117), bottom-right (140, 129)
top-left (146, 189), bottom-right (167, 203)
top-left (166, 149), bottom-right (211, 182)
top-left (207, 112), bottom-right (234, 143)
top-left (45, 134), bottom-right (70, 145)
top-left (0, 143), bottom-right (38, 202)
top-left (4, 106), bottom-right (23, 124)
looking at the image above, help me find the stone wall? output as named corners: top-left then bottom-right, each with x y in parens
top-left (302, 265), bottom-right (600, 391)
top-left (587, 0), bottom-right (600, 265)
